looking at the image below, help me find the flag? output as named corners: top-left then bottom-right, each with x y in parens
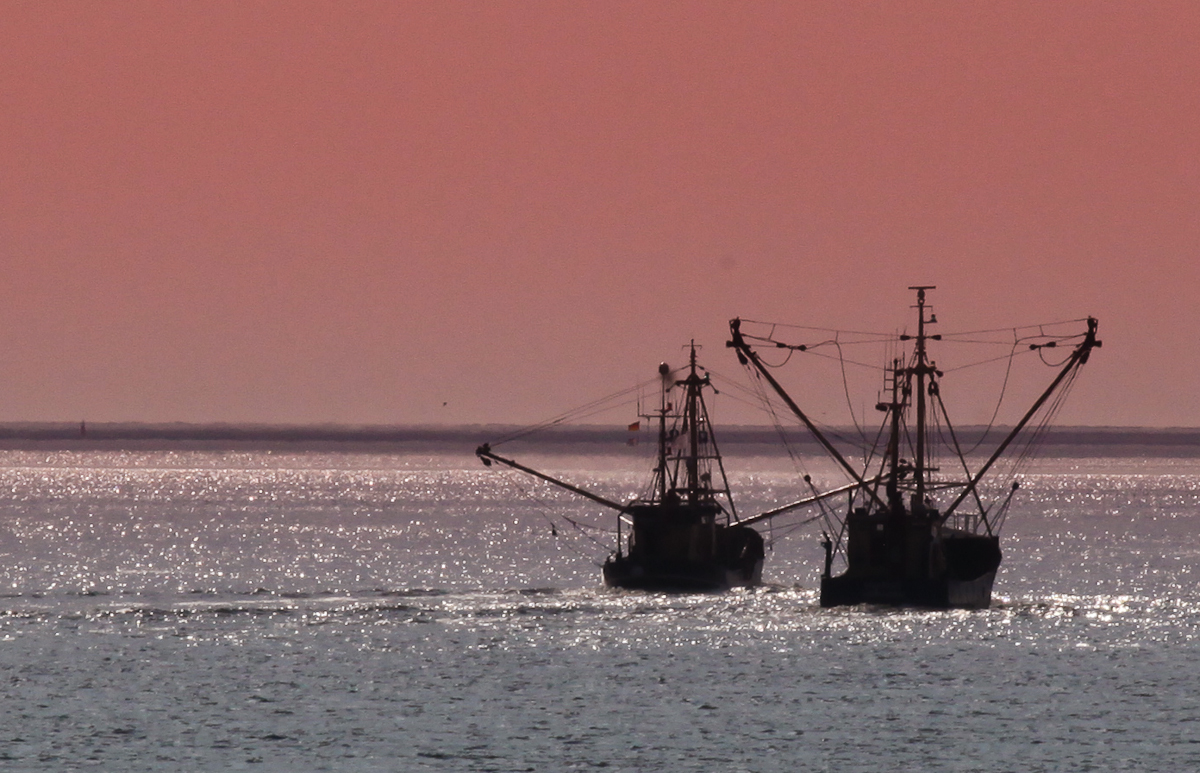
top-left (627, 421), bottom-right (640, 431)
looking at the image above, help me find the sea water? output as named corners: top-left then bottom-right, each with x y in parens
top-left (0, 447), bottom-right (1198, 772)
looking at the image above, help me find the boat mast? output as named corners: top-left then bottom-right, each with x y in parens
top-left (657, 362), bottom-right (670, 502)
top-left (684, 343), bottom-right (701, 505)
top-left (883, 357), bottom-right (903, 512)
top-left (908, 286), bottom-right (937, 512)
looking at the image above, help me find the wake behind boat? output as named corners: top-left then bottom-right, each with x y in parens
top-left (728, 287), bottom-right (1101, 608)
top-left (477, 343), bottom-right (764, 592)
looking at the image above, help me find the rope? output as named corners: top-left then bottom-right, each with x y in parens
top-left (505, 472), bottom-right (618, 561)
top-left (938, 318), bottom-right (1093, 340)
top-left (736, 318), bottom-right (893, 338)
top-left (834, 339), bottom-right (868, 444)
top-left (957, 341), bottom-right (1019, 456)
top-left (488, 378), bottom-right (656, 447)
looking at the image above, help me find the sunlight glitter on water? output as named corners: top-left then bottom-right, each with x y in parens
top-left (0, 449), bottom-right (1199, 770)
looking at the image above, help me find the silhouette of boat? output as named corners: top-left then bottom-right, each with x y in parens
top-left (727, 287), bottom-right (1101, 608)
top-left (477, 343), bottom-right (764, 591)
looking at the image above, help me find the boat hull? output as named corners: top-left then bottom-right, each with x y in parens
top-left (603, 555), bottom-right (763, 592)
top-left (821, 510), bottom-right (1002, 609)
top-left (605, 511), bottom-right (766, 592)
top-left (819, 569), bottom-right (996, 609)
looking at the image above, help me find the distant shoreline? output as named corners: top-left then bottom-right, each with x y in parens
top-left (0, 423), bottom-right (1196, 456)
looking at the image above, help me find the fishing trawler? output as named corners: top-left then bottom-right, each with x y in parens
top-left (476, 344), bottom-right (765, 591)
top-left (727, 287), bottom-right (1100, 608)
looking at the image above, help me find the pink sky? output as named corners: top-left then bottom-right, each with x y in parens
top-left (1, 2), bottom-right (1196, 426)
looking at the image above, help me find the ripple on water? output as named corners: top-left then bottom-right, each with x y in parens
top-left (0, 450), bottom-right (1198, 770)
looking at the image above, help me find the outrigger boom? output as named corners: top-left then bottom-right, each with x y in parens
top-left (736, 478), bottom-right (880, 528)
top-left (476, 443), bottom-right (627, 513)
top-left (728, 319), bottom-right (888, 511)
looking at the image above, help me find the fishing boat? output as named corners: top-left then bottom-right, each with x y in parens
top-left (476, 344), bottom-right (765, 591)
top-left (727, 287), bottom-right (1101, 608)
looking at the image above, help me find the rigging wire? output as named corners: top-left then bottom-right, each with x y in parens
top-left (724, 314), bottom-right (1095, 555)
top-left (504, 472), bottom-right (618, 562)
top-left (762, 511), bottom-right (826, 546)
top-left (991, 482), bottom-right (1021, 534)
top-left (705, 369), bottom-right (799, 421)
top-left (932, 388), bottom-right (992, 534)
top-left (743, 365), bottom-right (811, 477)
top-left (735, 319), bottom-right (894, 338)
top-left (834, 339), bottom-right (868, 444)
top-left (748, 340), bottom-right (885, 372)
top-left (954, 341), bottom-right (1019, 456)
top-left (946, 357), bottom-right (1085, 532)
top-left (937, 318), bottom-right (1092, 339)
top-left (488, 378), bottom-right (656, 447)
top-left (940, 345), bottom-right (1038, 374)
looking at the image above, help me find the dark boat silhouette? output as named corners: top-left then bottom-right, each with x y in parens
top-left (477, 344), bottom-right (764, 592)
top-left (728, 287), bottom-right (1101, 608)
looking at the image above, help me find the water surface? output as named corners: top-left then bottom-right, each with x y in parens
top-left (1, 449), bottom-right (1197, 771)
